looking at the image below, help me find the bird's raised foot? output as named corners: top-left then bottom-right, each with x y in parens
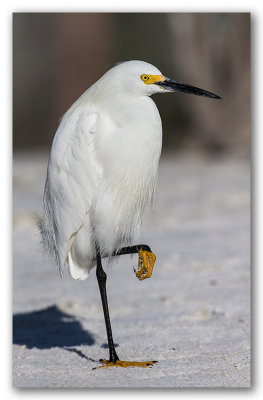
top-left (95, 359), bottom-right (158, 369)
top-left (134, 249), bottom-right (156, 281)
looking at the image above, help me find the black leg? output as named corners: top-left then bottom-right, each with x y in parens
top-left (113, 244), bottom-right (151, 257)
top-left (96, 248), bottom-right (119, 363)
top-left (94, 243), bottom-right (158, 368)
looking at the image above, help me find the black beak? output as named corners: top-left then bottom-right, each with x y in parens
top-left (155, 78), bottom-right (221, 100)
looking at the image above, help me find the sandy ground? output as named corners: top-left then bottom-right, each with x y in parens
top-left (13, 151), bottom-right (250, 388)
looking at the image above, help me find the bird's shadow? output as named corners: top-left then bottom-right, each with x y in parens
top-left (13, 305), bottom-right (95, 351)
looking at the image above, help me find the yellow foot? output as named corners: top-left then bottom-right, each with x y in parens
top-left (134, 249), bottom-right (156, 281)
top-left (96, 359), bottom-right (158, 369)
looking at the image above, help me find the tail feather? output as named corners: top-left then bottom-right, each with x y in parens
top-left (39, 179), bottom-right (62, 274)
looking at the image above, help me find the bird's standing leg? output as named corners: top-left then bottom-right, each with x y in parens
top-left (96, 249), bottom-right (119, 364)
top-left (113, 244), bottom-right (156, 281)
top-left (95, 246), bottom-right (157, 369)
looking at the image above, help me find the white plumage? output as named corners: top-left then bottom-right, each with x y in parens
top-left (40, 61), bottom-right (163, 280)
top-left (40, 60), bottom-right (221, 284)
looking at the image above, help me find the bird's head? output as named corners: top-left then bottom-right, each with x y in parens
top-left (105, 60), bottom-right (221, 100)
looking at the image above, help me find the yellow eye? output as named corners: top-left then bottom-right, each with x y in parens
top-left (141, 75), bottom-right (149, 82)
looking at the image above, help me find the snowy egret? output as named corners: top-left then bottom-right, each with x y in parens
top-left (40, 60), bottom-right (221, 368)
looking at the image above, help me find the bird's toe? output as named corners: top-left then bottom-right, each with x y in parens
top-left (134, 249), bottom-right (156, 280)
top-left (95, 359), bottom-right (158, 369)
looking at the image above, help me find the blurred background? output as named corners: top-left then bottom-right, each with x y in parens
top-left (13, 12), bottom-right (250, 155)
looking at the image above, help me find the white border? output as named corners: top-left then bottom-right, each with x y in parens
top-left (2, 1), bottom-right (260, 398)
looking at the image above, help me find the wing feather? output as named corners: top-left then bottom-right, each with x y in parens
top-left (40, 104), bottom-right (100, 272)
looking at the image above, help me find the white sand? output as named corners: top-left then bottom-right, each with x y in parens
top-left (13, 151), bottom-right (250, 388)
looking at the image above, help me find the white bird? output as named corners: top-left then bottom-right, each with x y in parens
top-left (40, 60), bottom-right (220, 368)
